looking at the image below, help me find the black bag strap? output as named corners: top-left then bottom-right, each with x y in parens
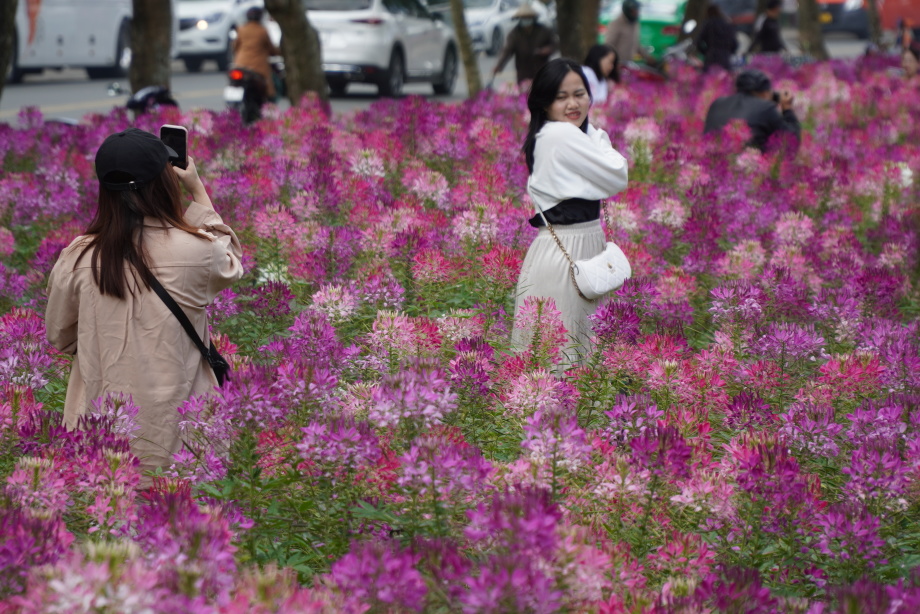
top-left (148, 275), bottom-right (212, 363)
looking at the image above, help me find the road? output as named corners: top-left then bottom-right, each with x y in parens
top-left (0, 32), bottom-right (866, 124)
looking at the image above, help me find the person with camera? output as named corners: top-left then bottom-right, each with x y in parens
top-left (232, 6), bottom-right (281, 100)
top-left (45, 128), bottom-right (244, 486)
top-left (703, 69), bottom-right (800, 152)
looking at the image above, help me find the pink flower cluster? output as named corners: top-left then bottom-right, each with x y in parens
top-left (1, 53), bottom-right (920, 611)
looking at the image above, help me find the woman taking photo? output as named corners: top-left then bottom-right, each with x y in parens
top-left (512, 58), bottom-right (629, 365)
top-left (582, 44), bottom-right (620, 104)
top-left (46, 128), bottom-right (244, 483)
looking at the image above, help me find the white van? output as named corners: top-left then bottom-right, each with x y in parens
top-left (6, 0), bottom-right (176, 83)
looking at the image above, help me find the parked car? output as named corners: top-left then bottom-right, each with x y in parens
top-left (308, 0), bottom-right (458, 97)
top-left (818, 0), bottom-right (920, 39)
top-left (176, 0), bottom-right (264, 72)
top-left (598, 0), bottom-right (688, 59)
top-left (817, 0), bottom-right (868, 38)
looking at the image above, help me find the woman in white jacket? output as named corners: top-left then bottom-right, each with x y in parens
top-left (512, 58), bottom-right (629, 365)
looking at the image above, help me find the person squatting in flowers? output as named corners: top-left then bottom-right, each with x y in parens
top-left (512, 58), bottom-right (629, 366)
top-left (45, 128), bottom-right (244, 486)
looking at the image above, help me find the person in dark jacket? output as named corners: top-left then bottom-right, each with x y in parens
top-left (492, 5), bottom-right (558, 85)
top-left (704, 69), bottom-right (800, 152)
top-left (695, 3), bottom-right (738, 72)
top-left (747, 0), bottom-right (786, 54)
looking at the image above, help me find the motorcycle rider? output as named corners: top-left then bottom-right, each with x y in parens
top-left (604, 0), bottom-right (656, 65)
top-left (232, 7), bottom-right (281, 101)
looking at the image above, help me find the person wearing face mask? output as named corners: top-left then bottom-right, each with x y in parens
top-left (604, 0), bottom-right (655, 65)
top-left (512, 58), bottom-right (629, 366)
top-left (492, 4), bottom-right (558, 85)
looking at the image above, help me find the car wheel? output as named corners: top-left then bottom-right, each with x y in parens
top-left (87, 21), bottom-right (130, 79)
top-left (433, 46), bottom-right (457, 96)
top-left (184, 57), bottom-right (205, 73)
top-left (378, 49), bottom-right (404, 97)
top-left (328, 77), bottom-right (348, 97)
top-left (486, 27), bottom-right (502, 56)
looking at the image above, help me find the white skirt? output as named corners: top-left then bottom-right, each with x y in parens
top-left (512, 219), bottom-right (605, 366)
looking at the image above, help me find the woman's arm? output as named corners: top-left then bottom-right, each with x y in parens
top-left (45, 251), bottom-right (80, 354)
top-left (546, 123), bottom-right (628, 196)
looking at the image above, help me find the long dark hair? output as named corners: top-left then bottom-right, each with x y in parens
top-left (584, 44), bottom-right (620, 84)
top-left (78, 166), bottom-right (206, 299)
top-left (523, 58), bottom-right (592, 174)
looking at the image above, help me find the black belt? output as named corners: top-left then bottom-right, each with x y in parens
top-left (529, 198), bottom-right (601, 228)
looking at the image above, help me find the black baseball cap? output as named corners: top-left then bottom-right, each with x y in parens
top-left (735, 69), bottom-right (772, 94)
top-left (94, 128), bottom-right (178, 192)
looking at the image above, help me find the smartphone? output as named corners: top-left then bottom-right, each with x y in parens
top-left (159, 124), bottom-right (188, 170)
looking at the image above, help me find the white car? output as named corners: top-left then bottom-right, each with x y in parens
top-left (462, 0), bottom-right (551, 56)
top-left (177, 0), bottom-right (262, 72)
top-left (308, 0), bottom-right (459, 97)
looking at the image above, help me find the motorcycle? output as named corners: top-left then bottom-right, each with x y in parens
top-left (224, 67), bottom-right (268, 124)
top-left (223, 57), bottom-right (285, 125)
top-left (623, 19), bottom-right (698, 82)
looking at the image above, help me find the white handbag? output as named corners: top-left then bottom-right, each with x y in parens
top-left (535, 200), bottom-right (632, 301)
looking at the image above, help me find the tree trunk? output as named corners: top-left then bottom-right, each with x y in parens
top-left (579, 0), bottom-right (600, 54)
top-left (557, 0), bottom-right (586, 59)
top-left (796, 0), bottom-right (829, 60)
top-left (129, 0), bottom-right (172, 92)
top-left (864, 0), bottom-right (882, 46)
top-left (449, 0), bottom-right (481, 96)
top-left (0, 0), bottom-right (17, 103)
top-left (264, 0), bottom-right (328, 105)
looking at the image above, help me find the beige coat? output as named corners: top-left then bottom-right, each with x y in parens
top-left (232, 21), bottom-right (280, 98)
top-left (45, 202), bottom-right (244, 478)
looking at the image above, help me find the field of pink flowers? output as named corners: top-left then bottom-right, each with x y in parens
top-left (1, 55), bottom-right (919, 613)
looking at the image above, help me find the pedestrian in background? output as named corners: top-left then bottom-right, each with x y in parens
top-left (695, 3), bottom-right (738, 72)
top-left (513, 59), bottom-right (628, 365)
top-left (903, 45), bottom-right (920, 84)
top-left (582, 44), bottom-right (620, 104)
top-left (46, 128), bottom-right (244, 486)
top-left (492, 4), bottom-right (557, 86)
top-left (605, 0), bottom-right (656, 65)
top-left (747, 0), bottom-right (786, 55)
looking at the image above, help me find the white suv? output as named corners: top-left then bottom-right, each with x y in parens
top-left (176, 0), bottom-right (261, 72)
top-left (308, 0), bottom-right (459, 97)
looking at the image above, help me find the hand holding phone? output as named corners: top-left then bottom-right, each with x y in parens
top-left (159, 124), bottom-right (188, 170)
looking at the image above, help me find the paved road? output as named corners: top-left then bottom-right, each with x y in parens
top-left (0, 32), bottom-right (866, 124)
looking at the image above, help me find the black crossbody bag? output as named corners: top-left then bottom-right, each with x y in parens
top-left (149, 276), bottom-right (231, 387)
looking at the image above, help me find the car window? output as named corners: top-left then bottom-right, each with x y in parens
top-left (463, 0), bottom-right (493, 7)
top-left (384, 0), bottom-right (413, 15)
top-left (305, 0), bottom-right (372, 9)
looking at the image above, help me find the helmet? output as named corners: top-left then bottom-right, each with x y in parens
top-left (622, 0), bottom-right (640, 23)
top-left (246, 6), bottom-right (264, 22)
